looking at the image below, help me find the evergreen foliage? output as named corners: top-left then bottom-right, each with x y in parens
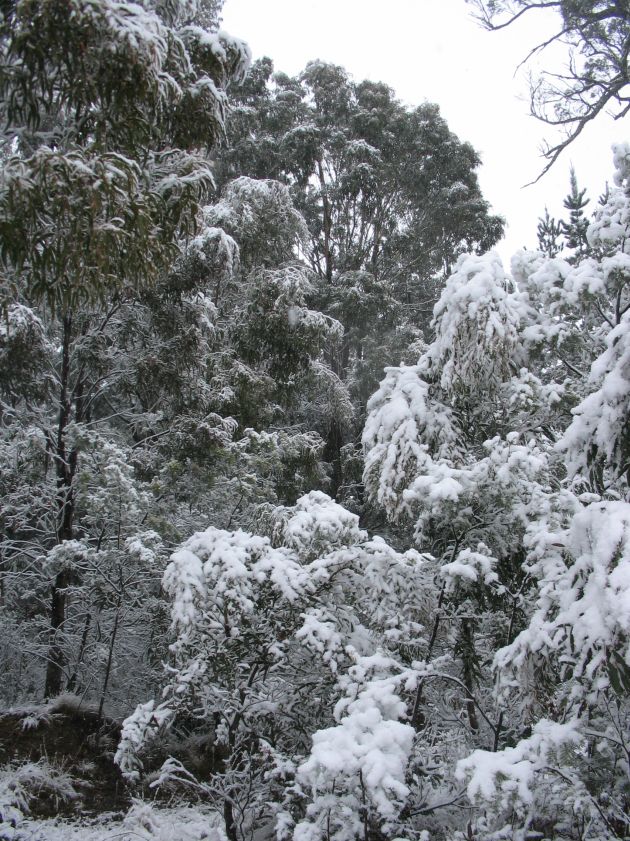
top-left (3, 4), bottom-right (630, 841)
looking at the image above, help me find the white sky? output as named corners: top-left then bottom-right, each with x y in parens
top-left (221, 0), bottom-right (626, 265)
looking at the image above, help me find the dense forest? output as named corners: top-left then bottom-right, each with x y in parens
top-left (1, 1), bottom-right (630, 840)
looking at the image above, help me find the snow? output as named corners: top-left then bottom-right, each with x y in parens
top-left (115, 701), bottom-right (174, 781)
top-left (296, 608), bottom-right (344, 672)
top-left (115, 493), bottom-right (431, 841)
top-left (495, 500), bottom-right (630, 703)
top-left (188, 226), bottom-right (240, 286)
top-left (560, 311), bottom-right (630, 479)
top-left (425, 250), bottom-right (522, 395)
top-left (294, 656), bottom-right (416, 837)
top-left (441, 544), bottom-right (500, 590)
top-left (281, 490), bottom-right (365, 558)
top-left (0, 760), bottom-right (78, 827)
top-left (0, 304), bottom-right (47, 342)
top-left (456, 719), bottom-right (582, 812)
top-left (0, 803), bottom-right (227, 840)
top-left (362, 364), bottom-right (460, 520)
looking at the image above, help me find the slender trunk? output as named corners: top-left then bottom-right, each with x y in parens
top-left (461, 618), bottom-right (480, 733)
top-left (224, 720), bottom-right (238, 841)
top-left (412, 582), bottom-right (446, 729)
top-left (0, 547), bottom-right (5, 607)
top-left (44, 310), bottom-right (76, 699)
top-left (317, 158), bottom-right (334, 283)
top-left (493, 585), bottom-right (522, 750)
top-left (323, 419), bottom-right (344, 500)
top-left (359, 770), bottom-right (369, 841)
top-left (44, 581), bottom-right (69, 698)
top-left (67, 610), bottom-right (92, 693)
top-left (55, 310), bottom-right (75, 543)
top-left (371, 219), bottom-right (381, 277)
top-left (98, 598), bottom-right (121, 720)
top-left (224, 796), bottom-right (237, 841)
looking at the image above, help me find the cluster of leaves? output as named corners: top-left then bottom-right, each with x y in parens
top-left (8, 2), bottom-right (630, 840)
top-left (0, 0), bottom-right (250, 309)
top-left (113, 141), bottom-right (630, 841)
top-left (213, 58), bottom-right (505, 494)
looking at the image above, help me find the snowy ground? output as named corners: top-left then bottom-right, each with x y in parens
top-left (0, 803), bottom-right (227, 841)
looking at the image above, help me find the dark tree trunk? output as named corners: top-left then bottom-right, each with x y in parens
top-left (44, 311), bottom-right (77, 699)
top-left (323, 419), bottom-right (344, 500)
top-left (44, 575), bottom-right (70, 698)
top-left (98, 594), bottom-right (122, 720)
top-left (66, 610), bottom-right (92, 693)
top-left (461, 618), bottom-right (480, 733)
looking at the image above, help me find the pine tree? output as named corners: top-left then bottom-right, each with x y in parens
top-left (536, 207), bottom-right (563, 257)
top-left (561, 166), bottom-right (590, 261)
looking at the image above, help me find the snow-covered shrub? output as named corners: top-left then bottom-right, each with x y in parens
top-left (0, 761), bottom-right (79, 823)
top-left (286, 655), bottom-right (416, 841)
top-left (424, 250), bottom-right (523, 398)
top-left (120, 801), bottom-right (228, 841)
top-left (117, 492), bottom-right (430, 841)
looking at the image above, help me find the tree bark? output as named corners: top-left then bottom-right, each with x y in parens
top-left (461, 618), bottom-right (480, 734)
top-left (317, 158), bottom-right (334, 283)
top-left (44, 310), bottom-right (77, 699)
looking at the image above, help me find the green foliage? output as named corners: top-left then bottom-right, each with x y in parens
top-left (0, 0), bottom-right (250, 309)
top-left (537, 207), bottom-right (563, 257)
top-left (0, 149), bottom-right (213, 308)
top-left (561, 166), bottom-right (591, 259)
top-left (219, 59), bottom-right (503, 295)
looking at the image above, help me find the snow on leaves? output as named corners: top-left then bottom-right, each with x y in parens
top-left (291, 656), bottom-right (416, 841)
top-left (118, 492), bottom-right (429, 837)
top-left (456, 719), bottom-right (583, 813)
top-left (361, 197), bottom-right (630, 836)
top-left (425, 250), bottom-right (523, 397)
top-left (496, 500), bottom-right (630, 705)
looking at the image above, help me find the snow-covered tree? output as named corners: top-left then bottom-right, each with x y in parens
top-left (0, 0), bottom-right (250, 309)
top-left (117, 491), bottom-right (431, 841)
top-left (213, 58), bottom-right (505, 496)
top-left (361, 147), bottom-right (630, 840)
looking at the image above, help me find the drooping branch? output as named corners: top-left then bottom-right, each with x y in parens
top-left (467, 0), bottom-right (630, 178)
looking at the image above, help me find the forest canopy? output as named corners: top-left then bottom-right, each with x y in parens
top-left (1, 2), bottom-right (630, 841)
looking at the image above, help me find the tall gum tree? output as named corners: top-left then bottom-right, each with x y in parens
top-left (216, 59), bottom-right (504, 494)
top-left (0, 0), bottom-right (250, 699)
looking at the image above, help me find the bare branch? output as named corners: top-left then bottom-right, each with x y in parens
top-left (469, 0), bottom-right (630, 178)
top-left (467, 1), bottom-right (562, 31)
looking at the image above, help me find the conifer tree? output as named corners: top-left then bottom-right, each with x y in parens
top-left (561, 165), bottom-right (590, 261)
top-left (537, 207), bottom-right (563, 257)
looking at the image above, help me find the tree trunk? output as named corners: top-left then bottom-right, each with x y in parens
top-left (44, 310), bottom-right (77, 699)
top-left (411, 583), bottom-right (446, 730)
top-left (460, 618), bottom-right (480, 734)
top-left (317, 158), bottom-right (334, 283)
top-left (98, 594), bottom-right (122, 720)
top-left (323, 419), bottom-right (344, 500)
top-left (66, 610), bottom-right (92, 693)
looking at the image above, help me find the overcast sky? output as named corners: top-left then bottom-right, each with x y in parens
top-left (221, 0), bottom-right (625, 265)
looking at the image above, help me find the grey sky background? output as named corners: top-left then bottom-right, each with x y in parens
top-left (221, 0), bottom-right (624, 266)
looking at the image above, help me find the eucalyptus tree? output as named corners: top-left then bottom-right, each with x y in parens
top-left (217, 59), bottom-right (504, 494)
top-left (220, 59), bottom-right (503, 302)
top-left (0, 0), bottom-right (250, 700)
